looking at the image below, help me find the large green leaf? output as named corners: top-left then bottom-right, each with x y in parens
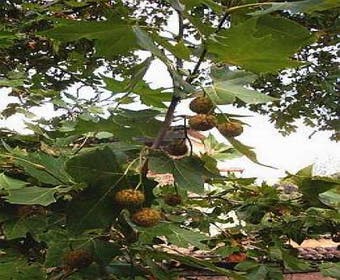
top-left (148, 153), bottom-right (218, 194)
top-left (0, 258), bottom-right (44, 280)
top-left (65, 147), bottom-right (126, 232)
top-left (250, 0), bottom-right (340, 16)
top-left (4, 186), bottom-right (63, 206)
top-left (320, 262), bottom-right (340, 279)
top-left (319, 187), bottom-right (340, 209)
top-left (0, 28), bottom-right (18, 48)
top-left (226, 137), bottom-right (273, 168)
top-left (103, 77), bottom-right (171, 108)
top-left (61, 109), bottom-right (163, 141)
top-left (207, 15), bottom-right (314, 73)
top-left (3, 216), bottom-right (48, 240)
top-left (39, 19), bottom-right (137, 57)
top-left (206, 68), bottom-right (277, 104)
top-left (13, 152), bottom-right (72, 185)
top-left (0, 173), bottom-right (28, 190)
top-left (65, 147), bottom-right (123, 186)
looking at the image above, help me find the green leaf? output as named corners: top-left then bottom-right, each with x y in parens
top-left (226, 137), bottom-right (273, 168)
top-left (149, 153), bottom-right (217, 193)
top-left (65, 148), bottom-right (137, 232)
top-left (0, 28), bottom-right (18, 48)
top-left (202, 134), bottom-right (241, 160)
top-left (145, 250), bottom-right (244, 279)
top-left (0, 173), bottom-right (28, 190)
top-left (39, 19), bottom-right (137, 57)
top-left (166, 224), bottom-right (209, 249)
top-left (65, 147), bottom-right (123, 186)
top-left (207, 15), bottom-right (314, 73)
top-left (103, 77), bottom-right (171, 108)
top-left (61, 109), bottom-right (163, 141)
top-left (319, 187), bottom-right (340, 209)
top-left (12, 152), bottom-right (71, 185)
top-left (250, 0), bottom-right (340, 16)
top-left (282, 251), bottom-right (310, 272)
top-left (3, 216), bottom-right (48, 240)
top-left (4, 186), bottom-right (62, 206)
top-left (320, 262), bottom-right (340, 279)
top-left (0, 258), bottom-right (44, 280)
top-left (206, 68), bottom-right (277, 104)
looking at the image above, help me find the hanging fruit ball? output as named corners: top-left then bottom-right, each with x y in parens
top-left (189, 114), bottom-right (217, 131)
top-left (114, 189), bottom-right (145, 207)
top-left (217, 121), bottom-right (243, 137)
top-left (164, 141), bottom-right (188, 156)
top-left (189, 96), bottom-right (214, 114)
top-left (63, 249), bottom-right (93, 269)
top-left (131, 208), bottom-right (161, 227)
top-left (164, 194), bottom-right (182, 206)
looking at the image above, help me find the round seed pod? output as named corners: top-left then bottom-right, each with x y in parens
top-left (114, 189), bottom-right (145, 208)
top-left (164, 194), bottom-right (182, 206)
top-left (189, 96), bottom-right (214, 114)
top-left (164, 141), bottom-right (188, 156)
top-left (63, 249), bottom-right (93, 269)
top-left (131, 208), bottom-right (161, 227)
top-left (217, 121), bottom-right (243, 137)
top-left (189, 114), bottom-right (217, 131)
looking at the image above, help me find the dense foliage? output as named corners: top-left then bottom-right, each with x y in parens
top-left (0, 1), bottom-right (339, 279)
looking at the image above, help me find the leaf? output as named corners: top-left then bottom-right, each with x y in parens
top-left (4, 186), bottom-right (62, 206)
top-left (103, 77), bottom-right (171, 108)
top-left (39, 19), bottom-right (137, 57)
top-left (0, 28), bottom-right (18, 48)
top-left (149, 153), bottom-right (218, 193)
top-left (146, 250), bottom-right (245, 279)
top-left (226, 137), bottom-right (274, 168)
top-left (319, 187), bottom-right (340, 209)
top-left (0, 173), bottom-right (28, 190)
top-left (282, 251), bottom-right (310, 272)
top-left (288, 166), bottom-right (339, 207)
top-left (13, 152), bottom-right (72, 185)
top-left (3, 216), bottom-right (48, 240)
top-left (320, 262), bottom-right (340, 279)
top-left (61, 109), bottom-right (163, 141)
top-left (207, 15), bottom-right (314, 73)
top-left (0, 258), bottom-right (44, 280)
top-left (65, 147), bottom-right (123, 186)
top-left (249, 0), bottom-right (340, 16)
top-left (65, 148), bottom-right (136, 232)
top-left (205, 68), bottom-right (277, 104)
top-left (166, 225), bottom-right (209, 249)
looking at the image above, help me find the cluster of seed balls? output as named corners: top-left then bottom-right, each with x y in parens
top-left (189, 96), bottom-right (243, 137)
top-left (114, 189), bottom-right (182, 227)
top-left (61, 190), bottom-right (182, 270)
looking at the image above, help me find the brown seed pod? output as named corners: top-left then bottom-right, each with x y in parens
top-left (164, 194), bottom-right (182, 206)
top-left (131, 208), bottom-right (161, 227)
top-left (217, 121), bottom-right (243, 137)
top-left (189, 114), bottom-right (217, 131)
top-left (164, 141), bottom-right (188, 156)
top-left (63, 249), bottom-right (93, 269)
top-left (114, 189), bottom-right (145, 207)
top-left (189, 96), bottom-right (214, 114)
top-left (16, 205), bottom-right (46, 217)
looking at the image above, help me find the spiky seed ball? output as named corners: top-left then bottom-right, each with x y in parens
top-left (17, 205), bottom-right (46, 217)
top-left (217, 121), bottom-right (243, 137)
top-left (114, 189), bottom-right (145, 207)
top-left (164, 194), bottom-right (182, 206)
top-left (164, 141), bottom-right (188, 156)
top-left (189, 96), bottom-right (214, 114)
top-left (131, 208), bottom-right (161, 227)
top-left (189, 114), bottom-right (217, 131)
top-left (63, 249), bottom-right (93, 269)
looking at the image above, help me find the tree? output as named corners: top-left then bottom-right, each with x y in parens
top-left (0, 1), bottom-right (339, 279)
